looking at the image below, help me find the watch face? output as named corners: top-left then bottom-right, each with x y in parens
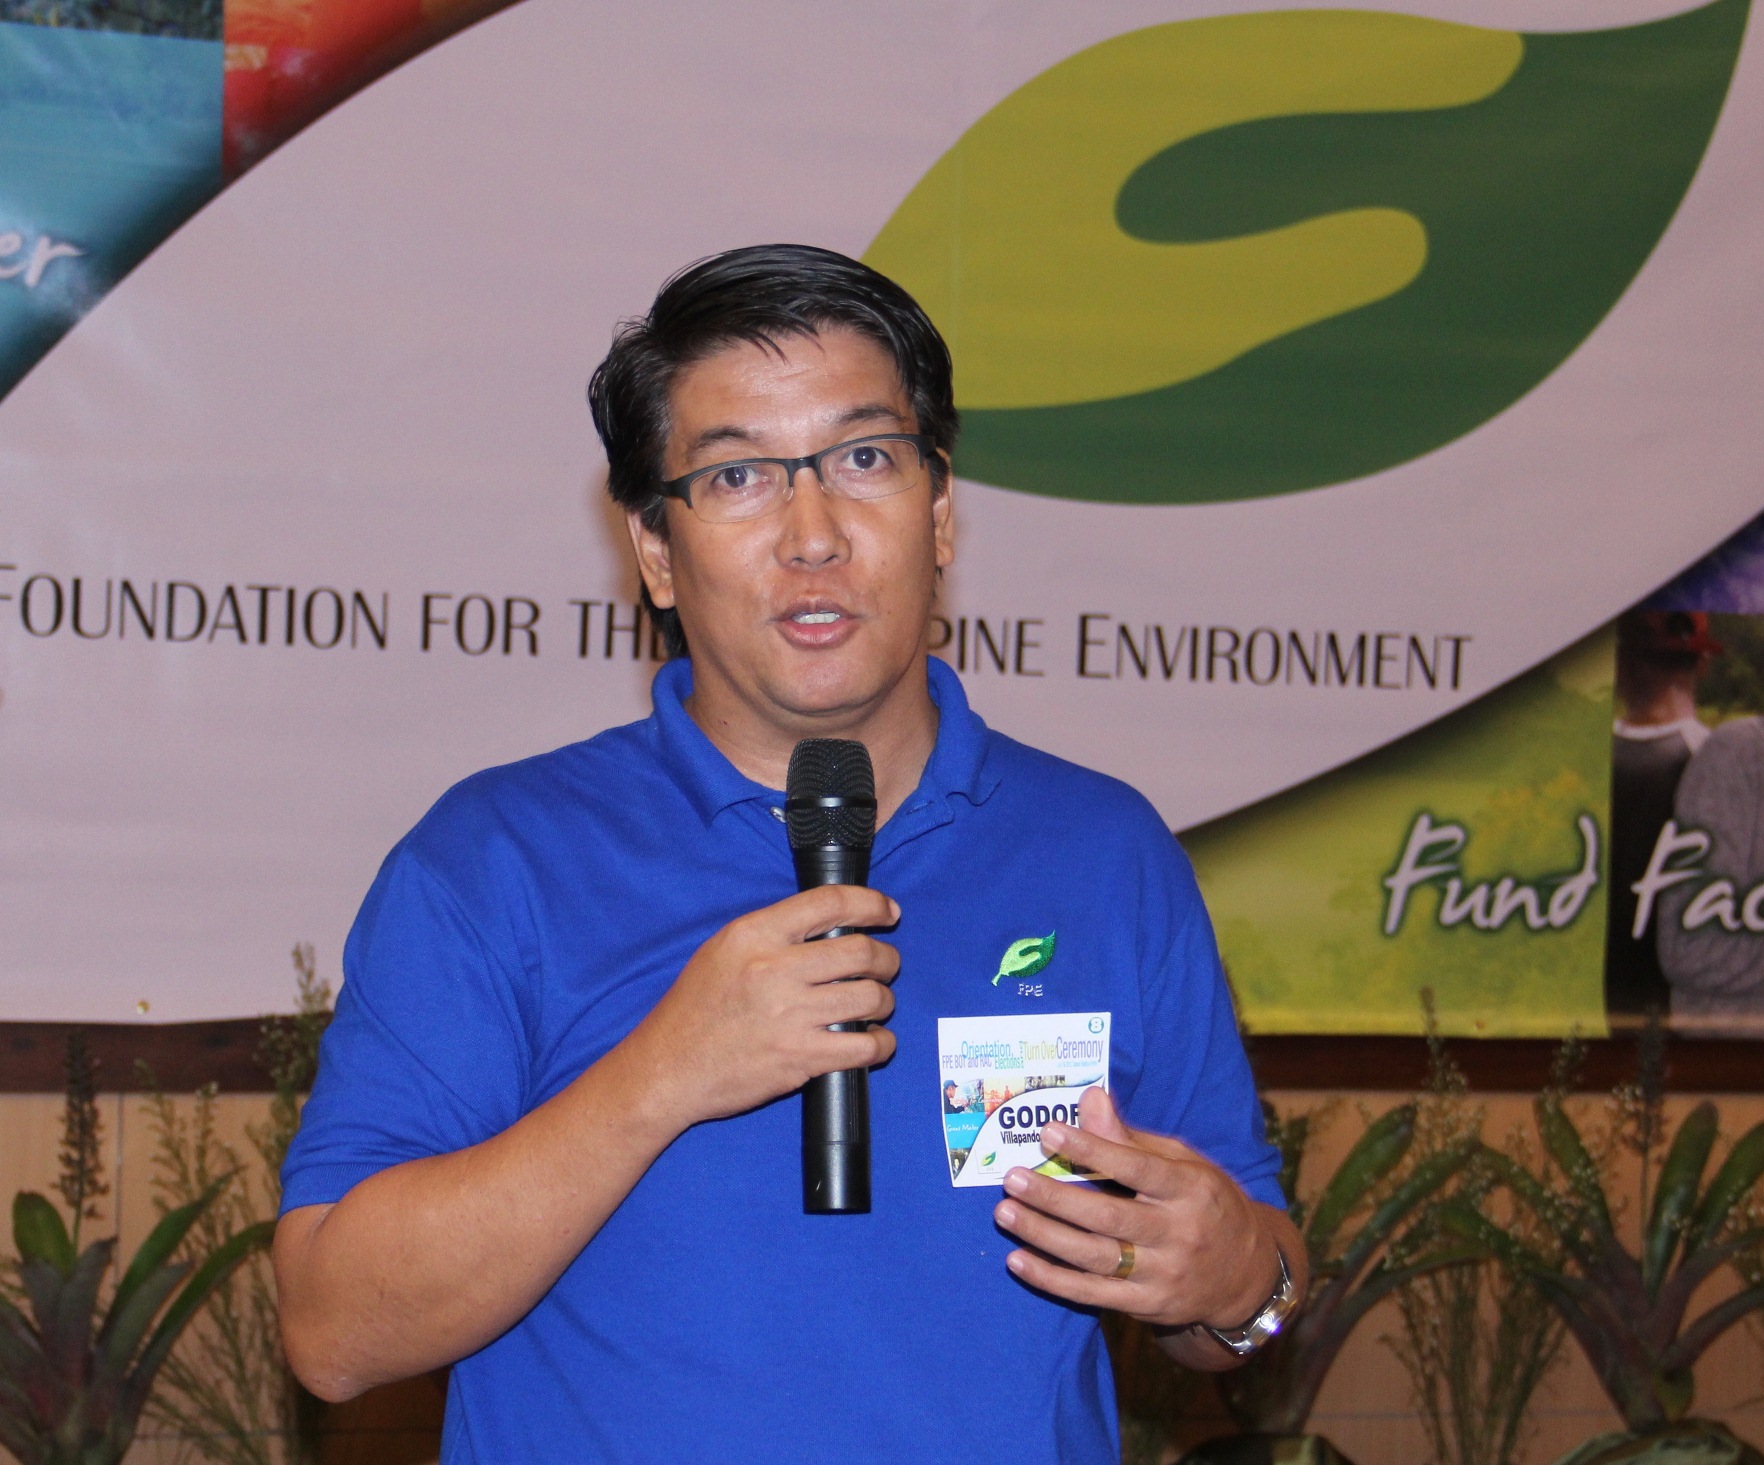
top-left (1212, 1327), bottom-right (1261, 1358)
top-left (1206, 1250), bottom-right (1297, 1356)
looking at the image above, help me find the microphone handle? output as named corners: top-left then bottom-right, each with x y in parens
top-left (797, 847), bottom-right (872, 1215)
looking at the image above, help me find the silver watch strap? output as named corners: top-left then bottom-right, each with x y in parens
top-left (1202, 1248), bottom-right (1296, 1358)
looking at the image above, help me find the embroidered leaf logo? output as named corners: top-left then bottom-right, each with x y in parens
top-left (992, 932), bottom-right (1056, 985)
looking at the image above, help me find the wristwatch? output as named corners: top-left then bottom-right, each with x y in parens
top-left (1203, 1248), bottom-right (1298, 1357)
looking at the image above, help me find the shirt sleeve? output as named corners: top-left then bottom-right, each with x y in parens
top-left (280, 839), bottom-right (535, 1213)
top-left (1124, 827), bottom-right (1286, 1212)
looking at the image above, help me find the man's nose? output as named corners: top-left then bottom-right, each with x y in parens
top-left (777, 464), bottom-right (848, 565)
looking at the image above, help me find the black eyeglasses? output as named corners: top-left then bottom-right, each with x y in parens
top-left (659, 433), bottom-right (934, 523)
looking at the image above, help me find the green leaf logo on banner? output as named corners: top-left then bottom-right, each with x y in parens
top-left (865, 0), bottom-right (1748, 505)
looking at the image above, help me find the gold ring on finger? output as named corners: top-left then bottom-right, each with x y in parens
top-left (1110, 1239), bottom-right (1136, 1280)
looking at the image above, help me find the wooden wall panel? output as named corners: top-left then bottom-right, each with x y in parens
top-left (1, 1089), bottom-right (1759, 1465)
top-left (2, 1022), bottom-right (1758, 1095)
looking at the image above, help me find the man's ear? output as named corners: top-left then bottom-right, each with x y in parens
top-left (932, 469), bottom-right (956, 572)
top-left (625, 508), bottom-right (676, 609)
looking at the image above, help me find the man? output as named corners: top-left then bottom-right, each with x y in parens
top-left (1605, 609), bottom-right (1720, 1019)
top-left (275, 244), bottom-right (1300, 1464)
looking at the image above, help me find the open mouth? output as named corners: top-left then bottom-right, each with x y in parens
top-left (791, 611), bottom-right (843, 625)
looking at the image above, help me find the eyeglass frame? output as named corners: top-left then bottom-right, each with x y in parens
top-left (657, 432), bottom-right (937, 520)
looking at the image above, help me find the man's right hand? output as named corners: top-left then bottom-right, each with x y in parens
top-left (630, 884), bottom-right (901, 1129)
top-left (276, 883), bottom-right (901, 1402)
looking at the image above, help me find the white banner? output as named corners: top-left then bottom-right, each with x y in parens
top-left (2, 0), bottom-right (1759, 1019)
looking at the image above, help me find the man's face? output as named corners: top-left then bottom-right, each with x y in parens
top-left (628, 327), bottom-right (954, 742)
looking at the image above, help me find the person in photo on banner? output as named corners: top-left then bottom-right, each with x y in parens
top-left (1660, 710), bottom-right (1764, 1034)
top-left (1605, 609), bottom-right (1722, 1020)
top-left (272, 244), bottom-right (1302, 1464)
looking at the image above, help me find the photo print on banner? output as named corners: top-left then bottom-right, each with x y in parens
top-left (1607, 517), bottom-right (1764, 1038)
top-left (0, 0), bottom-right (508, 397)
top-left (1185, 511), bottom-right (1764, 1043)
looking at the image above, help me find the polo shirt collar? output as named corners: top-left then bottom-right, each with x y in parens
top-left (647, 655), bottom-right (999, 831)
top-left (648, 658), bottom-right (775, 827)
top-left (917, 656), bottom-right (999, 809)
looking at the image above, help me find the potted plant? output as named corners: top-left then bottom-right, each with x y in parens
top-left (0, 1032), bottom-right (271, 1465)
top-left (1180, 1100), bottom-right (1478, 1465)
top-left (1445, 1033), bottom-right (1764, 1465)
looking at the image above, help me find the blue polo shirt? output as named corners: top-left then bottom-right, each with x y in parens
top-left (283, 656), bottom-right (1282, 1465)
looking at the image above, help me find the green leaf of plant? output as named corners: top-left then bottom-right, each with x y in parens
top-left (115, 1221), bottom-right (273, 1429)
top-left (1683, 1120), bottom-right (1764, 1257)
top-left (1645, 1102), bottom-right (1717, 1294)
top-left (1475, 1148), bottom-right (1596, 1268)
top-left (0, 1389), bottom-right (44, 1465)
top-left (1536, 1097), bottom-right (1615, 1240)
top-left (1436, 1198), bottom-right (1557, 1278)
top-left (44, 1238), bottom-right (115, 1379)
top-left (1309, 1244), bottom-right (1481, 1359)
top-left (17, 1257), bottom-right (65, 1338)
top-left (1659, 1281), bottom-right (1764, 1375)
top-left (11, 1193), bottom-right (73, 1277)
top-left (1269, 1103), bottom-right (1309, 1224)
top-left (1533, 1275), bottom-right (1658, 1428)
top-left (0, 1362), bottom-right (42, 1418)
top-left (93, 1260), bottom-right (189, 1386)
top-left (0, 1293), bottom-right (47, 1380)
top-left (1336, 1141), bottom-right (1475, 1281)
top-left (1656, 1223), bottom-right (1764, 1336)
top-left (8, 1258), bottom-right (81, 1441)
top-left (1305, 1104), bottom-right (1414, 1258)
top-left (108, 1173), bottom-right (232, 1321)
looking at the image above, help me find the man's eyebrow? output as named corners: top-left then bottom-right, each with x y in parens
top-left (831, 402), bottom-right (912, 430)
top-left (681, 403), bottom-right (913, 459)
top-left (683, 424), bottom-right (762, 455)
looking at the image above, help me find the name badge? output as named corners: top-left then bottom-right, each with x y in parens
top-left (936, 1012), bottom-right (1111, 1188)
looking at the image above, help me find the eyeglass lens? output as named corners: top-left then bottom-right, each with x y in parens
top-left (688, 436), bottom-right (926, 522)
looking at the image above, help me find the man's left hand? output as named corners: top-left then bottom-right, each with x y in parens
top-left (991, 1086), bottom-right (1302, 1360)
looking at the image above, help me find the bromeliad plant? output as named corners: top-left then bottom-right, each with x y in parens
top-left (1182, 1100), bottom-right (1479, 1465)
top-left (0, 1032), bottom-right (271, 1465)
top-left (1444, 1073), bottom-right (1764, 1464)
top-left (0, 1189), bottom-right (270, 1465)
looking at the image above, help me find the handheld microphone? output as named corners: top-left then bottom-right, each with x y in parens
top-left (786, 738), bottom-right (878, 1215)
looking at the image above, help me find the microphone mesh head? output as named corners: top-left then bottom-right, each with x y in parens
top-left (785, 739), bottom-right (877, 851)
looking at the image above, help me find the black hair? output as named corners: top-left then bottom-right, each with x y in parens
top-left (1617, 610), bottom-right (1710, 673)
top-left (586, 243), bottom-right (959, 659)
